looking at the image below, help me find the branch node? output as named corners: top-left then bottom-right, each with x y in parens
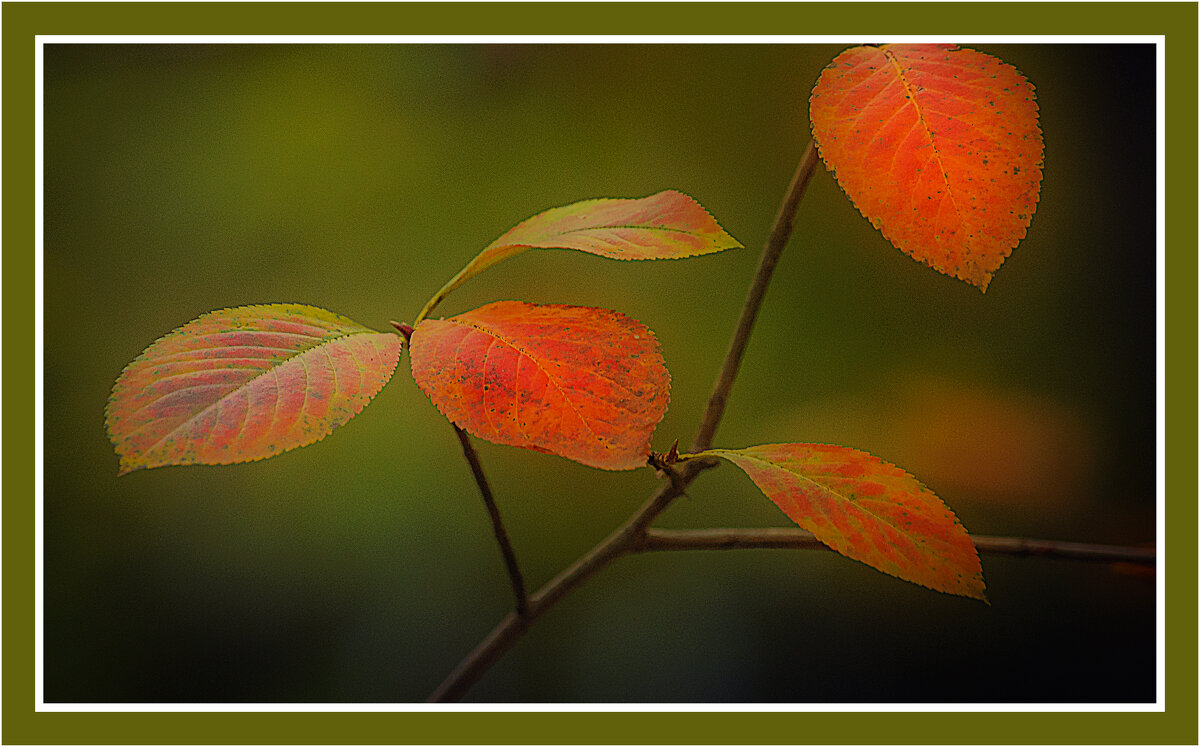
top-left (647, 438), bottom-right (681, 477)
top-left (390, 320), bottom-right (415, 342)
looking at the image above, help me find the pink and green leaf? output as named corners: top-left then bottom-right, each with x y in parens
top-left (703, 443), bottom-right (986, 600)
top-left (106, 304), bottom-right (403, 474)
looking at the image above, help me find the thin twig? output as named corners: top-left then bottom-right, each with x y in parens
top-left (453, 426), bottom-right (529, 616)
top-left (637, 527), bottom-right (1156, 565)
top-left (428, 471), bottom-right (695, 702)
top-left (969, 534), bottom-right (1156, 564)
top-left (400, 322), bottom-right (534, 615)
top-left (692, 139), bottom-right (820, 452)
top-left (428, 142), bottom-right (823, 702)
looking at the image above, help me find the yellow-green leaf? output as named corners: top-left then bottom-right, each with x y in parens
top-left (416, 190), bottom-right (740, 322)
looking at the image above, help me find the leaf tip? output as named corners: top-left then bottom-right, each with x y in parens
top-left (962, 580), bottom-right (989, 604)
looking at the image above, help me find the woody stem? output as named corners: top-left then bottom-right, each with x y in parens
top-left (428, 140), bottom-right (822, 702)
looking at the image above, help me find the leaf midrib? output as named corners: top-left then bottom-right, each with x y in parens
top-left (557, 224), bottom-right (706, 238)
top-left (489, 224), bottom-right (715, 255)
top-left (881, 46), bottom-right (969, 246)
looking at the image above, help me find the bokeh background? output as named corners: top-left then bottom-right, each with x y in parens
top-left (43, 43), bottom-right (1156, 703)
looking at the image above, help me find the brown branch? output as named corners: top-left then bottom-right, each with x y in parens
top-left (692, 139), bottom-right (820, 452)
top-left (638, 527), bottom-right (1156, 565)
top-left (428, 468), bottom-right (693, 702)
top-left (969, 534), bottom-right (1156, 564)
top-left (428, 144), bottom-right (822, 702)
top-left (453, 426), bottom-right (529, 617)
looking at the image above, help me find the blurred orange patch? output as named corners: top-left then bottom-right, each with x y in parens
top-left (789, 375), bottom-right (1099, 512)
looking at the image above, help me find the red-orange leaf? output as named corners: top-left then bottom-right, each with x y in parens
top-left (416, 191), bottom-right (739, 322)
top-left (409, 301), bottom-right (669, 470)
top-left (106, 304), bottom-right (403, 474)
top-left (810, 44), bottom-right (1043, 290)
top-left (704, 443), bottom-right (986, 600)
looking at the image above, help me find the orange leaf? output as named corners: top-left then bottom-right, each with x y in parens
top-left (409, 301), bottom-right (669, 470)
top-left (416, 191), bottom-right (739, 322)
top-left (810, 44), bottom-right (1043, 290)
top-left (704, 443), bottom-right (986, 600)
top-left (106, 304), bottom-right (403, 474)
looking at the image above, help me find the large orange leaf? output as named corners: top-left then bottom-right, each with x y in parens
top-left (409, 301), bottom-right (670, 470)
top-left (416, 191), bottom-right (740, 321)
top-left (106, 304), bottom-right (403, 474)
top-left (703, 443), bottom-right (986, 600)
top-left (810, 44), bottom-right (1043, 290)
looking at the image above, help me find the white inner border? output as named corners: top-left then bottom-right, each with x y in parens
top-left (33, 34), bottom-right (1168, 714)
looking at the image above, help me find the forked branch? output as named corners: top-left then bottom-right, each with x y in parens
top-left (429, 141), bottom-right (823, 702)
top-left (427, 467), bottom-right (695, 703)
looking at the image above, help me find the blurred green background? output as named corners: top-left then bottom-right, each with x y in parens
top-left (43, 43), bottom-right (1156, 703)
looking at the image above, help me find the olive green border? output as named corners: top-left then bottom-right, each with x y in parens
top-left (6, 3), bottom-right (1195, 744)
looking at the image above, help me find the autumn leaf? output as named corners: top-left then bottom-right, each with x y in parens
top-left (809, 43), bottom-right (1043, 290)
top-left (106, 304), bottom-right (403, 474)
top-left (484, 189), bottom-right (741, 261)
top-left (701, 443), bottom-right (986, 600)
top-left (417, 190), bottom-right (740, 321)
top-left (409, 301), bottom-right (670, 470)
